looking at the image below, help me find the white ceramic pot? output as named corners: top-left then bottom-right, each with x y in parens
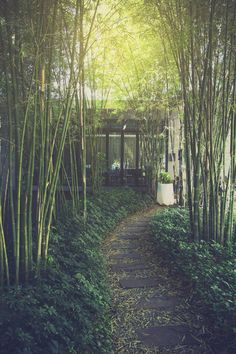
top-left (157, 183), bottom-right (175, 206)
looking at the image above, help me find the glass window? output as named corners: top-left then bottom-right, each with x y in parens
top-left (96, 134), bottom-right (106, 156)
top-left (109, 133), bottom-right (121, 170)
top-left (124, 134), bottom-right (136, 169)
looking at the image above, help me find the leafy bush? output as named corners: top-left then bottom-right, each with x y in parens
top-left (159, 171), bottom-right (172, 183)
top-left (150, 207), bottom-right (236, 349)
top-left (0, 188), bottom-right (153, 354)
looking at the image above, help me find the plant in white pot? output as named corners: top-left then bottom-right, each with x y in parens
top-left (157, 171), bottom-right (175, 205)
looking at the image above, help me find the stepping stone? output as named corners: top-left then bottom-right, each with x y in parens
top-left (111, 263), bottom-right (150, 272)
top-left (124, 224), bottom-right (147, 227)
top-left (126, 226), bottom-right (147, 230)
top-left (135, 295), bottom-right (181, 310)
top-left (131, 222), bottom-right (147, 226)
top-left (120, 277), bottom-right (160, 289)
top-left (111, 243), bottom-right (140, 250)
top-left (124, 232), bottom-right (148, 237)
top-left (136, 325), bottom-right (199, 347)
top-left (110, 253), bottom-right (141, 260)
top-left (119, 234), bottom-right (147, 240)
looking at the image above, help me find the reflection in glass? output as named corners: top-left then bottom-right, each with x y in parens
top-left (109, 133), bottom-right (121, 170)
top-left (124, 134), bottom-right (136, 169)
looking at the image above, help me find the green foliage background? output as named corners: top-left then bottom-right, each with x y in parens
top-left (150, 208), bottom-right (236, 350)
top-left (0, 189), bottom-right (153, 354)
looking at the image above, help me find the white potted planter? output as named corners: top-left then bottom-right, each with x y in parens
top-left (157, 171), bottom-right (175, 206)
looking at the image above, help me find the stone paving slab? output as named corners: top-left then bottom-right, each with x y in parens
top-left (131, 223), bottom-right (149, 227)
top-left (120, 277), bottom-right (161, 289)
top-left (120, 228), bottom-right (149, 232)
top-left (136, 325), bottom-right (199, 347)
top-left (136, 225), bottom-right (150, 228)
top-left (110, 252), bottom-right (142, 260)
top-left (111, 263), bottom-right (150, 272)
top-left (111, 243), bottom-right (141, 250)
top-left (119, 234), bottom-right (148, 240)
top-left (126, 226), bottom-right (147, 230)
top-left (106, 208), bottom-right (210, 353)
top-left (121, 230), bottom-right (150, 234)
top-left (126, 221), bottom-right (146, 226)
top-left (135, 295), bottom-right (181, 310)
top-left (132, 219), bottom-right (147, 222)
top-left (123, 231), bottom-right (149, 236)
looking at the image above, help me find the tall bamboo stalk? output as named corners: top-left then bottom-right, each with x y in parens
top-left (79, 0), bottom-right (87, 221)
top-left (152, 0), bottom-right (236, 244)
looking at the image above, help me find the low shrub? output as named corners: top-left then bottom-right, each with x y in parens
top-left (159, 171), bottom-right (172, 184)
top-left (151, 208), bottom-right (236, 348)
top-left (0, 188), bottom-right (153, 354)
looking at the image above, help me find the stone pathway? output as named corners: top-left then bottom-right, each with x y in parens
top-left (103, 207), bottom-right (213, 354)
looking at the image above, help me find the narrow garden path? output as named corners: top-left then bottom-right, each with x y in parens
top-left (103, 207), bottom-right (213, 354)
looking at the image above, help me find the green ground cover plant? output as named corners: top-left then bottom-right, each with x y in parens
top-left (0, 188), bottom-right (153, 354)
top-left (150, 208), bottom-right (236, 350)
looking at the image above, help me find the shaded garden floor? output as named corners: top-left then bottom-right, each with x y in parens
top-left (103, 207), bottom-right (217, 354)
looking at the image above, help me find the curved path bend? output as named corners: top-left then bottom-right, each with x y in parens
top-left (103, 207), bottom-right (213, 354)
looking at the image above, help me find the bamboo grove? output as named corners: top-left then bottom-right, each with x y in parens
top-left (0, 0), bottom-right (101, 286)
top-left (0, 0), bottom-right (235, 287)
top-left (145, 0), bottom-right (236, 244)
